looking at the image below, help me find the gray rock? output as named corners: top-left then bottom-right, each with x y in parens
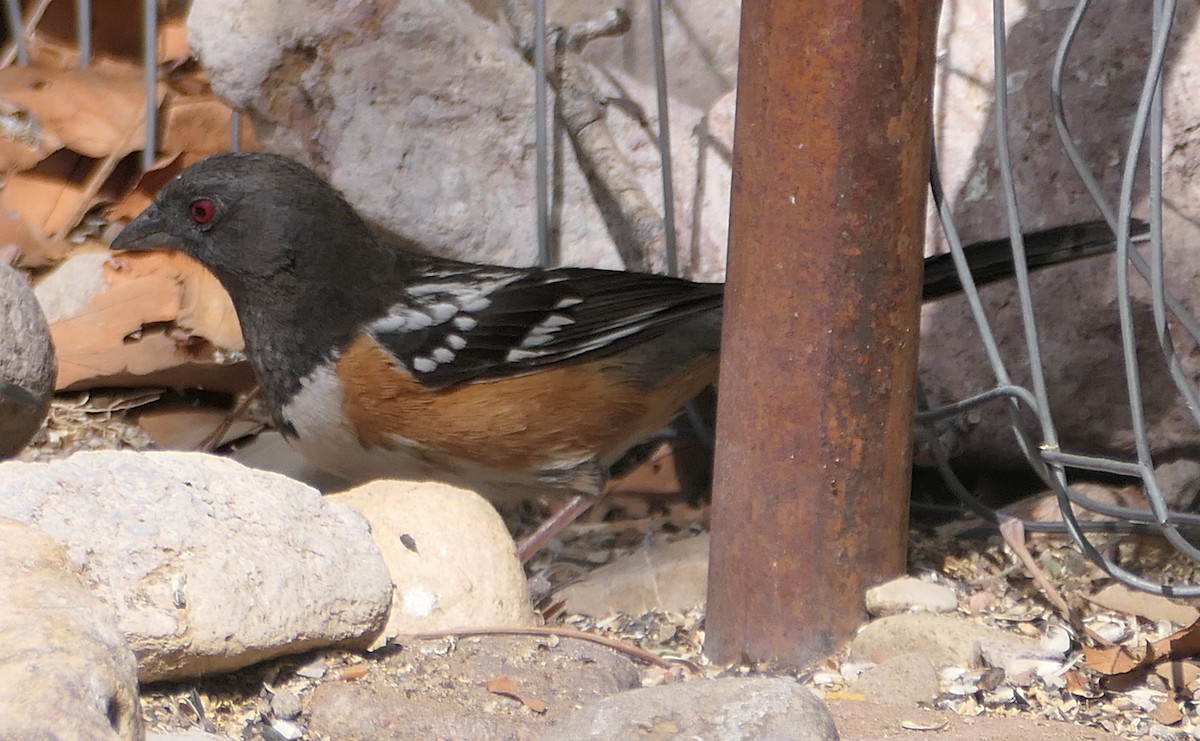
top-left (307, 634), bottom-right (641, 740)
top-left (0, 262), bottom-right (55, 458)
top-left (187, 0), bottom-right (730, 281)
top-left (329, 480), bottom-right (535, 647)
top-left (851, 652), bottom-right (940, 705)
top-left (864, 576), bottom-right (958, 617)
top-left (0, 518), bottom-right (142, 741)
top-left (0, 451), bottom-right (392, 682)
top-left (548, 677), bottom-right (837, 741)
top-left (560, 532), bottom-right (709, 616)
top-left (849, 613), bottom-right (996, 668)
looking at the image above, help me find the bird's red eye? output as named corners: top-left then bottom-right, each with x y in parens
top-left (188, 198), bottom-right (216, 225)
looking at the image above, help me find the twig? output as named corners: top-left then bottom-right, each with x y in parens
top-left (405, 625), bottom-right (697, 672)
top-left (998, 516), bottom-right (1073, 619)
top-left (500, 0), bottom-right (666, 273)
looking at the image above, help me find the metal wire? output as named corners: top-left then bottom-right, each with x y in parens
top-left (3, 0), bottom-right (28, 66)
top-left (141, 0), bottom-right (157, 172)
top-left (923, 0), bottom-right (1200, 595)
top-left (76, 0), bottom-right (90, 68)
top-left (649, 0), bottom-right (678, 277)
top-left (533, 0), bottom-right (551, 268)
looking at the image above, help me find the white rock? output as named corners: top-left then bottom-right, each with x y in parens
top-left (864, 576), bottom-right (958, 617)
top-left (329, 480), bottom-right (534, 646)
top-left (0, 518), bottom-right (142, 740)
top-left (0, 451), bottom-right (392, 682)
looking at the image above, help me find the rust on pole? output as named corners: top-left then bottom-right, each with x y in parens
top-left (705, 1), bottom-right (939, 666)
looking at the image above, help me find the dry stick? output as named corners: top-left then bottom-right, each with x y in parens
top-left (998, 516), bottom-right (1112, 647)
top-left (407, 625), bottom-right (696, 673)
top-left (199, 385), bottom-right (261, 452)
top-left (998, 516), bottom-right (1073, 618)
top-left (993, 515), bottom-right (1113, 642)
top-left (500, 0), bottom-right (665, 273)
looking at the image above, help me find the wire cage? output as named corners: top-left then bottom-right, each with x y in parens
top-left (4, 0), bottom-right (1200, 597)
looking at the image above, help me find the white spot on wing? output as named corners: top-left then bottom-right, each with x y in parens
top-left (461, 296), bottom-right (491, 313)
top-left (427, 302), bottom-right (458, 322)
top-left (554, 297), bottom-right (584, 309)
top-left (445, 334), bottom-right (467, 350)
top-left (412, 357), bottom-right (437, 373)
top-left (453, 316), bottom-right (478, 331)
top-left (432, 347), bottom-right (455, 363)
top-left (506, 348), bottom-right (541, 362)
top-left (369, 308), bottom-right (433, 333)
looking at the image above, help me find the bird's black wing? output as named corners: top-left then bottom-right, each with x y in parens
top-left (366, 264), bottom-right (723, 388)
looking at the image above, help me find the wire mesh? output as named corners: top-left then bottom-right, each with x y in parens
top-left (920, 0), bottom-right (1200, 596)
top-left (5, 0), bottom-right (1200, 594)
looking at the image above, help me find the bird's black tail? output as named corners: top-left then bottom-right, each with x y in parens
top-left (921, 219), bottom-right (1148, 302)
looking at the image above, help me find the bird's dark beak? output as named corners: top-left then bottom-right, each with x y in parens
top-left (110, 204), bottom-right (182, 252)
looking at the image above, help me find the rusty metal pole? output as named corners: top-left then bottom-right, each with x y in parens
top-left (705, 2), bottom-right (939, 666)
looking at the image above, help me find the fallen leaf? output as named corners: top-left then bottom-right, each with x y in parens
top-left (159, 92), bottom-right (251, 156)
top-left (1154, 659), bottom-right (1200, 694)
top-left (0, 205), bottom-right (69, 266)
top-left (137, 404), bottom-right (264, 451)
top-left (108, 152), bottom-right (207, 221)
top-left (0, 57), bottom-right (159, 158)
top-left (46, 249), bottom-right (242, 388)
top-left (900, 719), bottom-right (948, 731)
top-left (1083, 641), bottom-right (1152, 676)
top-left (1085, 619), bottom-right (1200, 680)
top-left (484, 675), bottom-right (548, 714)
top-left (157, 16), bottom-right (191, 64)
top-left (1086, 583), bottom-right (1200, 626)
top-left (0, 149), bottom-right (96, 238)
top-left (1063, 669), bottom-right (1103, 698)
top-left (1150, 698), bottom-right (1184, 726)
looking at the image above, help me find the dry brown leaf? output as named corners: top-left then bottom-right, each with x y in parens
top-left (1085, 619), bottom-right (1200, 678)
top-left (0, 135), bottom-right (48, 173)
top-left (0, 205), bottom-right (70, 266)
top-left (1083, 641), bottom-right (1152, 676)
top-left (49, 250), bottom-right (241, 388)
top-left (157, 16), bottom-right (191, 64)
top-left (159, 93), bottom-right (254, 157)
top-left (109, 152), bottom-right (207, 221)
top-left (484, 676), bottom-right (548, 714)
top-left (1158, 618), bottom-right (1200, 661)
top-left (111, 250), bottom-right (242, 350)
top-left (0, 57), bottom-right (159, 158)
top-left (1151, 698), bottom-right (1185, 726)
top-left (1086, 583), bottom-right (1200, 626)
top-left (1154, 659), bottom-right (1200, 693)
top-left (0, 149), bottom-right (96, 237)
top-left (137, 405), bottom-right (263, 451)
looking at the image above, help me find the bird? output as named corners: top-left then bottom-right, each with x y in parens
top-left (110, 151), bottom-right (1134, 557)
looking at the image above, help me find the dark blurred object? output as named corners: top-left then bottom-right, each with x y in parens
top-left (0, 261), bottom-right (56, 458)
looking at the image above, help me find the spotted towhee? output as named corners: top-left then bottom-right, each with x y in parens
top-left (111, 152), bottom-right (1133, 555)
